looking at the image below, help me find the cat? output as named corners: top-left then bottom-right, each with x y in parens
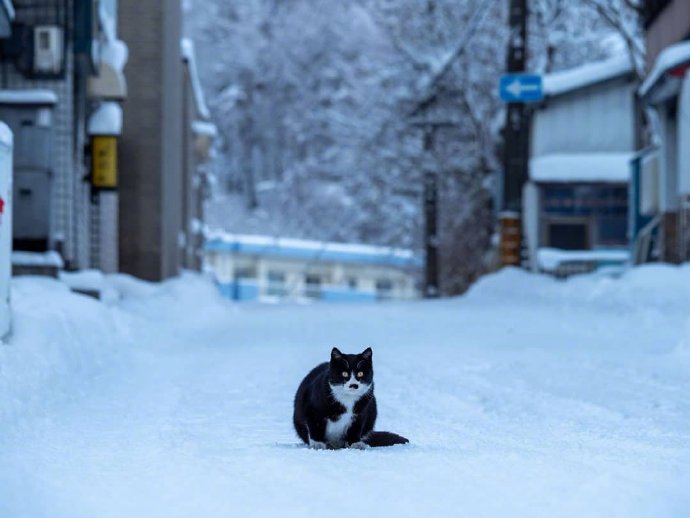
top-left (293, 346), bottom-right (409, 449)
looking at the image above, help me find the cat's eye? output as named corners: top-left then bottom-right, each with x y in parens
top-left (341, 371), bottom-right (349, 378)
top-left (356, 371), bottom-right (364, 378)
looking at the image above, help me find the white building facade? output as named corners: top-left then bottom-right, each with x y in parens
top-left (204, 233), bottom-right (421, 303)
top-left (524, 55), bottom-right (638, 276)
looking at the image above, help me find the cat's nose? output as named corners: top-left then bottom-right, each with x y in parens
top-left (349, 383), bottom-right (359, 389)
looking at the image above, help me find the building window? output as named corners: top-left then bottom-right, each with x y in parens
top-left (305, 274), bottom-right (321, 299)
top-left (546, 221), bottom-right (589, 250)
top-left (375, 279), bottom-right (393, 300)
top-left (596, 217), bottom-right (627, 246)
top-left (234, 266), bottom-right (256, 281)
top-left (267, 271), bottom-right (287, 297)
top-left (346, 277), bottom-right (358, 290)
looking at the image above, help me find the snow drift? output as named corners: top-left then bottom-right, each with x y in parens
top-left (1, 267), bottom-right (689, 517)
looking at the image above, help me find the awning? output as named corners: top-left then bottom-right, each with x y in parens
top-left (639, 40), bottom-right (690, 103)
top-left (0, 89), bottom-right (58, 105)
top-left (530, 153), bottom-right (633, 184)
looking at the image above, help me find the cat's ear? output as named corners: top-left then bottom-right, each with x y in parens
top-left (361, 347), bottom-right (373, 360)
top-left (331, 347), bottom-right (343, 360)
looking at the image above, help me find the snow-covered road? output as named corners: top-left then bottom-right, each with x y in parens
top-left (1, 267), bottom-right (690, 517)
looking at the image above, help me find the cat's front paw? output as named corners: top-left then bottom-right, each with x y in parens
top-left (348, 441), bottom-right (369, 450)
top-left (309, 440), bottom-right (328, 450)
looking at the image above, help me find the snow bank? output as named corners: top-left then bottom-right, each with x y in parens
top-left (469, 264), bottom-right (690, 318)
top-left (0, 272), bottom-right (225, 429)
top-left (0, 279), bottom-right (122, 428)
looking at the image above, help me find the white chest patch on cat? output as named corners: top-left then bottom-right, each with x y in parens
top-left (325, 404), bottom-right (354, 444)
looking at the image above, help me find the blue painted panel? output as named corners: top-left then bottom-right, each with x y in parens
top-left (500, 74), bottom-right (544, 102)
top-left (216, 281), bottom-right (259, 301)
top-left (321, 289), bottom-right (377, 303)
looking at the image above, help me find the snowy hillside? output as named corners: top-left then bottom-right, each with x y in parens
top-left (1, 266), bottom-right (689, 517)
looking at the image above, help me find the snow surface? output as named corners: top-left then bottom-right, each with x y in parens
top-left (537, 247), bottom-right (629, 271)
top-left (0, 89), bottom-right (57, 105)
top-left (543, 54), bottom-right (633, 97)
top-left (1, 267), bottom-right (690, 517)
top-left (530, 152), bottom-right (633, 183)
top-left (640, 40), bottom-right (690, 97)
top-left (87, 102), bottom-right (122, 136)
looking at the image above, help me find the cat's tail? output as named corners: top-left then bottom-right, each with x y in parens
top-left (364, 431), bottom-right (409, 447)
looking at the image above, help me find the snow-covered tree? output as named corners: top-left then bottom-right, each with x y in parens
top-left (186, 0), bottom-right (643, 295)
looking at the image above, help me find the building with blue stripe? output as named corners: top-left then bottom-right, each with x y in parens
top-left (204, 233), bottom-right (421, 302)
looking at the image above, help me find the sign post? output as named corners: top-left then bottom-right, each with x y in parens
top-left (499, 0), bottom-right (535, 267)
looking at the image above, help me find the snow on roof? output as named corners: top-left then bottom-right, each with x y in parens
top-left (530, 153), bottom-right (633, 183)
top-left (98, 3), bottom-right (127, 72)
top-left (0, 89), bottom-right (57, 105)
top-left (192, 120), bottom-right (217, 137)
top-left (11, 251), bottom-right (64, 268)
top-left (88, 102), bottom-right (122, 136)
top-left (2, 0), bottom-right (15, 20)
top-left (181, 38), bottom-right (211, 119)
top-left (537, 247), bottom-right (629, 271)
top-left (543, 54), bottom-right (634, 97)
top-left (639, 40), bottom-right (690, 97)
top-left (0, 121), bottom-right (12, 147)
top-left (204, 231), bottom-right (422, 268)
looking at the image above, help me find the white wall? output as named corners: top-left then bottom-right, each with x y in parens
top-left (660, 107), bottom-right (679, 212)
top-left (0, 122), bottom-right (12, 338)
top-left (204, 251), bottom-right (418, 301)
top-left (677, 71), bottom-right (690, 196)
top-left (532, 79), bottom-right (636, 157)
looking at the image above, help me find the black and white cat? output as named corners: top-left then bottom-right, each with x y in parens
top-left (293, 347), bottom-right (409, 449)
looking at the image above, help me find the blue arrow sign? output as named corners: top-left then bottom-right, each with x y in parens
top-left (499, 74), bottom-right (544, 102)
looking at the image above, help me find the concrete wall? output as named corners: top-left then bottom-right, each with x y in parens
top-left (646, 0), bottom-right (690, 71)
top-left (118, 0), bottom-right (183, 281)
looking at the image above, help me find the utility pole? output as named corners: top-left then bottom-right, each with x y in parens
top-left (423, 128), bottom-right (439, 298)
top-left (500, 0), bottom-right (529, 266)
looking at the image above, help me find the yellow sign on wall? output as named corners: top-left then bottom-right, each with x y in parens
top-left (92, 136), bottom-right (118, 189)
